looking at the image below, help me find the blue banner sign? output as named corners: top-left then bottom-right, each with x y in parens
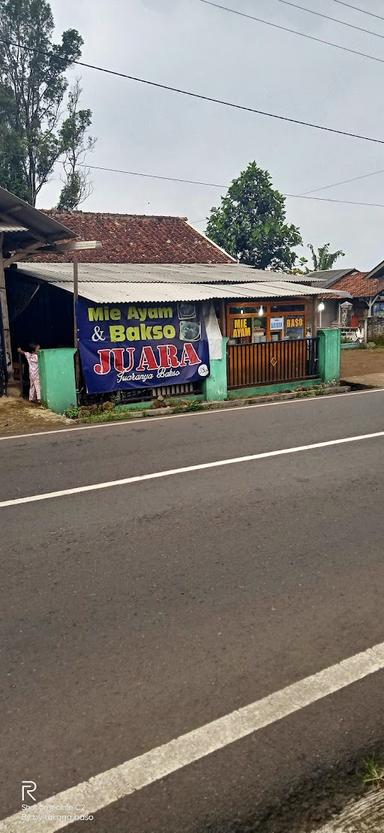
top-left (77, 299), bottom-right (210, 394)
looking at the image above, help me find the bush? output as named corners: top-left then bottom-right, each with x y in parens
top-left (64, 406), bottom-right (79, 419)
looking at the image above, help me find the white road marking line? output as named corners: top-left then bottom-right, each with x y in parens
top-left (1, 431), bottom-right (383, 509)
top-left (1, 641), bottom-right (384, 833)
top-left (0, 387), bottom-right (383, 443)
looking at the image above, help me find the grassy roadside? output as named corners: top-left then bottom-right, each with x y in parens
top-left (66, 384), bottom-right (343, 425)
top-left (361, 754), bottom-right (384, 789)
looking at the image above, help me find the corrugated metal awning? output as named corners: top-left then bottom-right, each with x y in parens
top-left (19, 262), bottom-right (323, 284)
top-left (0, 187), bottom-right (75, 251)
top-left (16, 266), bottom-right (339, 303)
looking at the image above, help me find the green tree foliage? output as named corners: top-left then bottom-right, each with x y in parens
top-left (0, 0), bottom-right (84, 205)
top-left (307, 242), bottom-right (345, 271)
top-left (57, 79), bottom-right (95, 210)
top-left (0, 81), bottom-right (29, 199)
top-left (206, 162), bottom-right (302, 271)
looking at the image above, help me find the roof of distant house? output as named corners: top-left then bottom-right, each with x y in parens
top-left (306, 267), bottom-right (357, 287)
top-left (366, 258), bottom-right (384, 280)
top-left (331, 272), bottom-right (384, 298)
top-left (35, 211), bottom-right (235, 265)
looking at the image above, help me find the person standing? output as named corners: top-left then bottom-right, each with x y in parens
top-left (17, 344), bottom-right (41, 402)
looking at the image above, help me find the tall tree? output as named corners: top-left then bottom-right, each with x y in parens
top-left (307, 242), bottom-right (345, 271)
top-left (205, 162), bottom-right (302, 271)
top-left (0, 0), bottom-right (84, 205)
top-left (0, 80), bottom-right (29, 199)
top-left (57, 79), bottom-right (96, 210)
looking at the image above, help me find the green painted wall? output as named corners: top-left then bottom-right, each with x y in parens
top-left (39, 348), bottom-right (77, 413)
top-left (317, 328), bottom-right (341, 383)
top-left (203, 338), bottom-right (228, 401)
top-left (38, 332), bottom-right (339, 414)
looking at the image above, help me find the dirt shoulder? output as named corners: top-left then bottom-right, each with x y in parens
top-left (0, 397), bottom-right (68, 436)
top-left (341, 348), bottom-right (384, 378)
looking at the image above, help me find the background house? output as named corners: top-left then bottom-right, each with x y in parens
top-left (364, 258), bottom-right (384, 341)
top-left (307, 268), bottom-right (384, 339)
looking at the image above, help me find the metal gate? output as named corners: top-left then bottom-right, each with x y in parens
top-left (227, 338), bottom-right (318, 389)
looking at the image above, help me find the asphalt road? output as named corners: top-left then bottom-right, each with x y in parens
top-left (1, 390), bottom-right (384, 833)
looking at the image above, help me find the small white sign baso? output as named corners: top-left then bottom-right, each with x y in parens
top-left (270, 317), bottom-right (284, 331)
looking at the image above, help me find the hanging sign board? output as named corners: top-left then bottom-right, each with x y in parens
top-left (231, 317), bottom-right (251, 338)
top-left (77, 300), bottom-right (210, 394)
top-left (270, 317), bottom-right (284, 331)
top-left (285, 315), bottom-right (305, 340)
top-left (286, 316), bottom-right (304, 329)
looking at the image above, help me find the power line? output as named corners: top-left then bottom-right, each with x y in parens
top-left (285, 193), bottom-right (384, 207)
top-left (300, 166), bottom-right (384, 195)
top-left (2, 36), bottom-right (384, 146)
top-left (86, 164), bottom-right (225, 188)
top-left (331, 0), bottom-right (384, 23)
top-left (85, 163), bottom-right (384, 207)
top-left (274, 0), bottom-right (384, 40)
top-left (199, 0), bottom-right (384, 65)
top-left (4, 28), bottom-right (379, 203)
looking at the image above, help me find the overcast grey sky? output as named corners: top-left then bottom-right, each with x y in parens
top-left (41, 0), bottom-right (384, 269)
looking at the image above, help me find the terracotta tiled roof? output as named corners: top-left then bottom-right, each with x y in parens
top-left (330, 272), bottom-right (384, 298)
top-left (33, 211), bottom-right (234, 265)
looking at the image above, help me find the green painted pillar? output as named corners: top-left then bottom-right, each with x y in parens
top-left (203, 337), bottom-right (228, 401)
top-left (39, 348), bottom-right (77, 413)
top-left (317, 328), bottom-right (341, 384)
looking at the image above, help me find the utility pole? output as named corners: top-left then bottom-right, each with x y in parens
top-left (0, 232), bottom-right (14, 390)
top-left (73, 254), bottom-right (79, 349)
top-left (73, 254), bottom-right (80, 397)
